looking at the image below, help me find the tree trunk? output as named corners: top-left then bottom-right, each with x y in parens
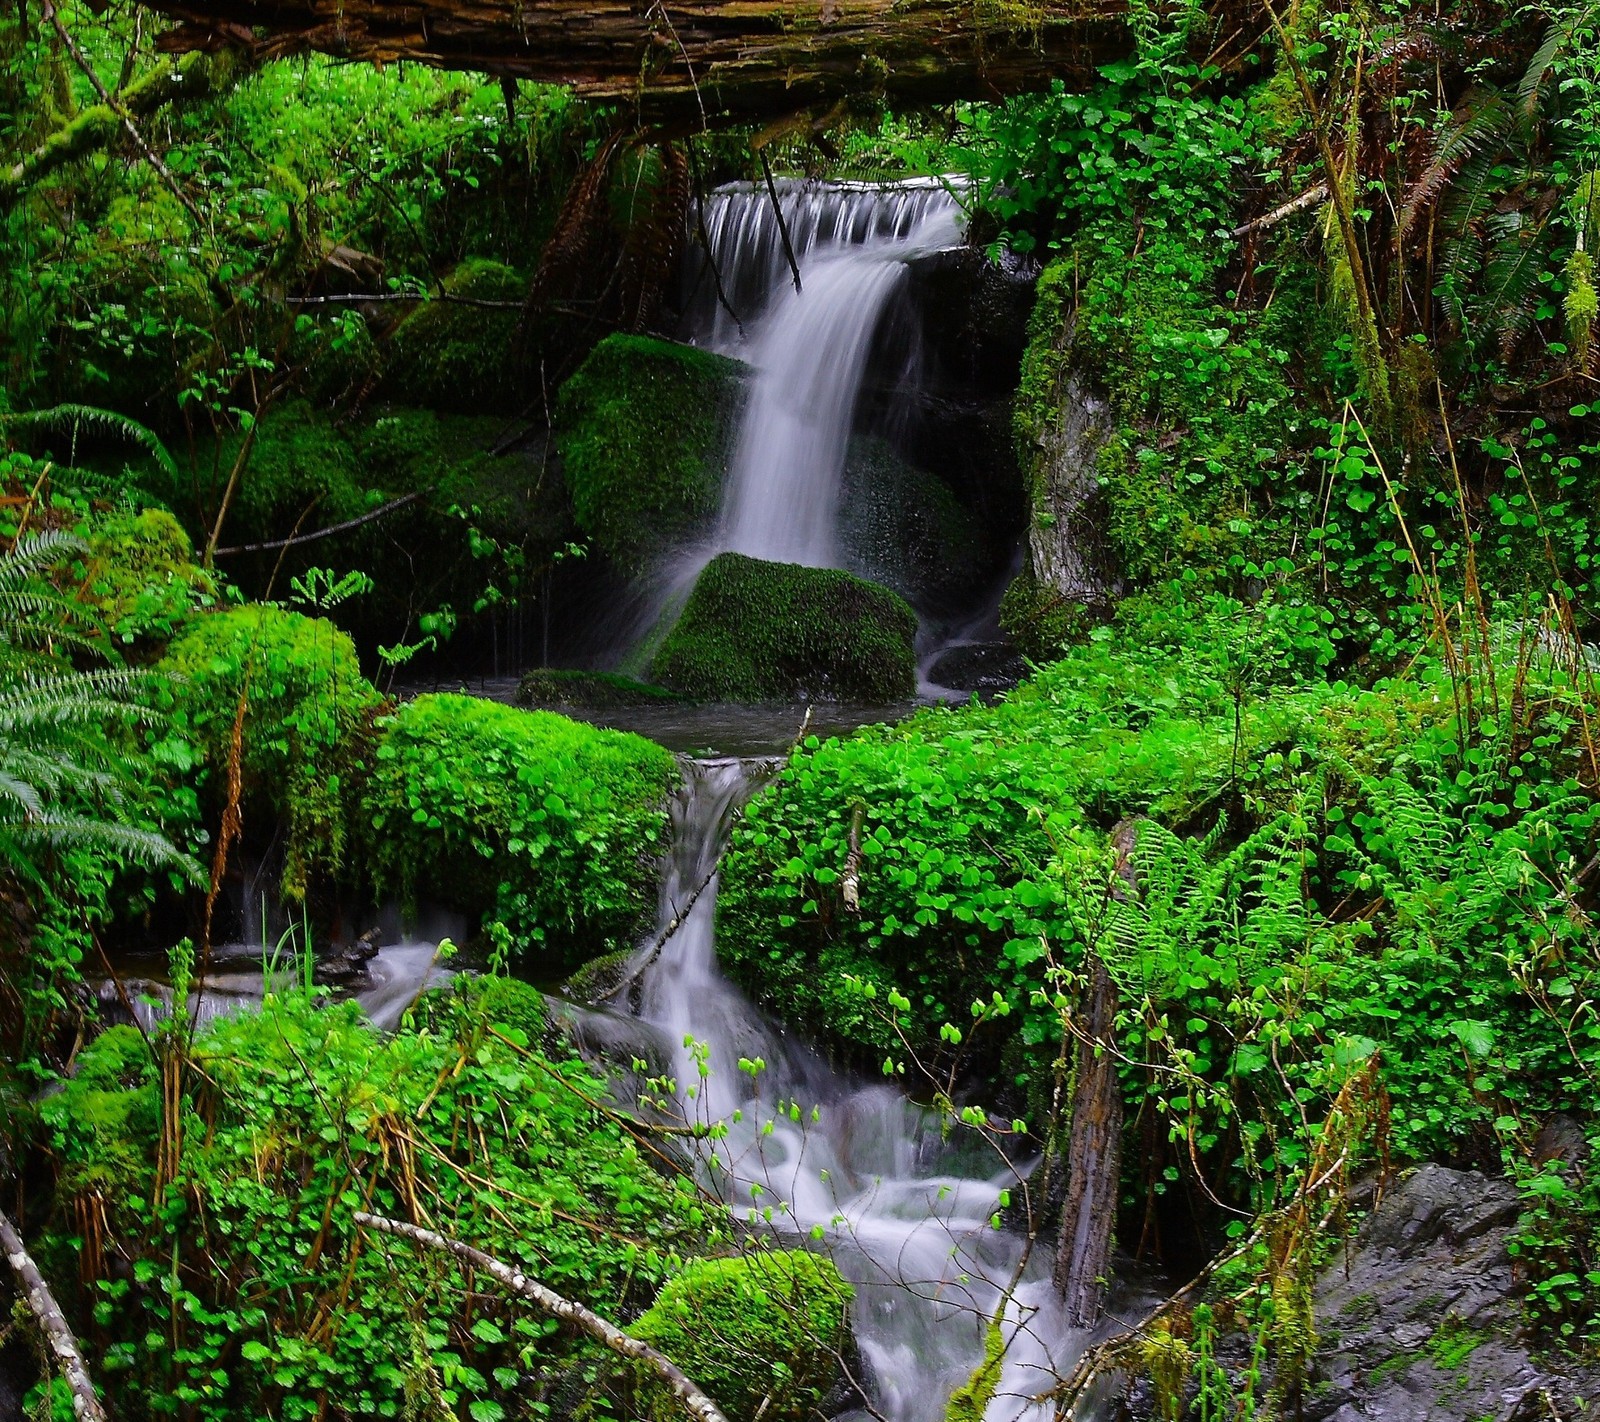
top-left (1052, 946), bottom-right (1122, 1328)
top-left (143, 0), bottom-right (1135, 128)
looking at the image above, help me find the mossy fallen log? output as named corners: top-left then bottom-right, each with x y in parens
top-left (144, 0), bottom-right (1138, 128)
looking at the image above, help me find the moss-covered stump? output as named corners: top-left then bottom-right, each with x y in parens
top-left (160, 605), bottom-right (380, 895)
top-left (515, 668), bottom-right (683, 712)
top-left (362, 694), bottom-right (677, 964)
top-left (383, 258), bottom-right (527, 413)
top-left (838, 435), bottom-right (998, 608)
top-left (652, 553), bottom-right (917, 702)
top-left (620, 1251), bottom-right (853, 1422)
top-left (555, 333), bottom-right (744, 577)
top-left (82, 507), bottom-right (216, 651)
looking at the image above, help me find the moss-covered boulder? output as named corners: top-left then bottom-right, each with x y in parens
top-left (384, 258), bottom-right (527, 413)
top-left (161, 606), bottom-right (381, 894)
top-left (82, 507), bottom-right (216, 651)
top-left (623, 1251), bottom-right (853, 1422)
top-left (555, 333), bottom-right (744, 576)
top-left (652, 553), bottom-right (917, 702)
top-left (362, 694), bottom-right (677, 964)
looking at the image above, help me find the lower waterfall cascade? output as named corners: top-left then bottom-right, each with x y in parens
top-left (569, 757), bottom-right (1090, 1422)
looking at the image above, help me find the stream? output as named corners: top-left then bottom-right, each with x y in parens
top-left (565, 758), bottom-right (1089, 1422)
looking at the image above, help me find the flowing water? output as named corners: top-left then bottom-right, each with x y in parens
top-left (568, 758), bottom-right (1089, 1422)
top-left (636, 178), bottom-right (969, 618)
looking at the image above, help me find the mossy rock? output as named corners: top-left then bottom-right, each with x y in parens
top-left (555, 333), bottom-right (744, 577)
top-left (839, 435), bottom-right (996, 608)
top-left (515, 668), bottom-right (684, 712)
top-left (623, 1251), bottom-right (853, 1422)
top-left (652, 552), bottom-right (917, 702)
top-left (999, 563), bottom-right (1091, 662)
top-left (384, 259), bottom-right (527, 413)
top-left (363, 694), bottom-right (677, 966)
top-left (160, 605), bottom-right (381, 894)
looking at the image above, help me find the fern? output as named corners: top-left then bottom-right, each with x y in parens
top-left (0, 403), bottom-right (178, 481)
top-left (0, 533), bottom-right (195, 884)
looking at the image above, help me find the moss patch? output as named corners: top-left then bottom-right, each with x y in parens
top-left (384, 258), bottom-right (527, 413)
top-left (625, 1251), bottom-right (853, 1422)
top-left (82, 507), bottom-right (216, 652)
top-left (652, 552), bottom-right (918, 702)
top-left (555, 333), bottom-right (744, 576)
top-left (362, 694), bottom-right (676, 965)
top-left (160, 605), bottom-right (380, 894)
top-left (515, 668), bottom-right (684, 711)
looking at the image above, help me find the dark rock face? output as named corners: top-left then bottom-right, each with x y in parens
top-left (1305, 1165), bottom-right (1598, 1421)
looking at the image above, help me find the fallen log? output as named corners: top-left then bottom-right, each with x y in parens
top-left (144, 0), bottom-right (1137, 128)
top-left (0, 1206), bottom-right (107, 1422)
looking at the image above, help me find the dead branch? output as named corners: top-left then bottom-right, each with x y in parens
top-left (212, 491), bottom-right (424, 555)
top-left (352, 1211), bottom-right (730, 1422)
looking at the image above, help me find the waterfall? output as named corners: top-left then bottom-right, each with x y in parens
top-left (576, 758), bottom-right (1088, 1422)
top-left (684, 178), bottom-right (965, 570)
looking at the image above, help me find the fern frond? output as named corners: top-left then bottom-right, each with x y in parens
top-left (0, 403), bottom-right (178, 480)
top-left (1400, 89), bottom-right (1515, 239)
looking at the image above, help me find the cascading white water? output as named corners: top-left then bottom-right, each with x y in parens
top-left (578, 758), bottom-right (1088, 1422)
top-left (685, 179), bottom-right (965, 570)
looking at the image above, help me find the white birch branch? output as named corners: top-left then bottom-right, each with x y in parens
top-left (352, 1211), bottom-right (729, 1422)
top-left (0, 1206), bottom-right (107, 1422)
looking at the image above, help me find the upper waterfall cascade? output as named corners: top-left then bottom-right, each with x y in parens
top-left (683, 178), bottom-right (966, 570)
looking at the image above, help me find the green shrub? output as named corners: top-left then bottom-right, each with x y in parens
top-left (555, 333), bottom-right (743, 576)
top-left (624, 1251), bottom-right (853, 1422)
top-left (159, 605), bottom-right (381, 894)
top-left (384, 258), bottom-right (527, 413)
top-left (40, 981), bottom-right (712, 1422)
top-left (652, 553), bottom-right (918, 702)
top-left (362, 693), bottom-right (676, 963)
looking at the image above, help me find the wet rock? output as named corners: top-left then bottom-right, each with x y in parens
top-left (313, 927), bottom-right (383, 987)
top-left (1303, 1166), bottom-right (1596, 1420)
top-left (925, 642), bottom-right (1027, 694)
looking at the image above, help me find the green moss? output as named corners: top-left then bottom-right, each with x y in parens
top-left (555, 333), bottom-right (744, 576)
top-left (82, 506), bottom-right (216, 651)
top-left (515, 668), bottom-right (684, 712)
top-left (999, 563), bottom-right (1088, 661)
top-left (384, 259), bottom-right (527, 413)
top-left (363, 694), bottom-right (676, 965)
top-left (217, 399), bottom-right (372, 539)
top-left (945, 1321), bottom-right (1007, 1421)
top-left (1428, 1317), bottom-right (1485, 1371)
top-left (39, 1027), bottom-right (159, 1202)
top-left (160, 605), bottom-right (381, 894)
top-left (626, 1251), bottom-right (853, 1422)
top-left (652, 553), bottom-right (918, 702)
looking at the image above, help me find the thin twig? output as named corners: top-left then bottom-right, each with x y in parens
top-left (759, 149), bottom-right (802, 294)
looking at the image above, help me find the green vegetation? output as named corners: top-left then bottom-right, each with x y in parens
top-left (6, 0), bottom-right (1600, 1413)
top-left (653, 552), bottom-right (918, 701)
top-left (619, 1251), bottom-right (853, 1422)
top-left (37, 974), bottom-right (716, 1420)
top-left (384, 259), bottom-right (528, 413)
top-left (555, 333), bottom-right (743, 576)
top-left (362, 693), bottom-right (676, 963)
